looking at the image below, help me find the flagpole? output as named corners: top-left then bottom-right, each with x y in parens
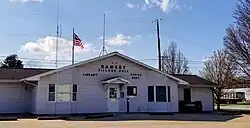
top-left (72, 28), bottom-right (75, 65)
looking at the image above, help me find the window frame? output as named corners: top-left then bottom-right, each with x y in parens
top-left (167, 86), bottom-right (171, 102)
top-left (56, 84), bottom-right (72, 102)
top-left (72, 84), bottom-right (77, 102)
top-left (148, 86), bottom-right (155, 102)
top-left (48, 84), bottom-right (77, 102)
top-left (148, 86), bottom-right (168, 103)
top-left (48, 84), bottom-right (56, 102)
top-left (127, 86), bottom-right (137, 97)
top-left (155, 86), bottom-right (167, 102)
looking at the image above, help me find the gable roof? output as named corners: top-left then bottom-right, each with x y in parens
top-left (0, 68), bottom-right (52, 80)
top-left (172, 74), bottom-right (217, 86)
top-left (102, 76), bottom-right (131, 84)
top-left (22, 52), bottom-right (188, 84)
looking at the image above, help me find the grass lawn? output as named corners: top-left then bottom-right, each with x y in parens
top-left (216, 102), bottom-right (250, 106)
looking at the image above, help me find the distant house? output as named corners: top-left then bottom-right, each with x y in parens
top-left (0, 52), bottom-right (216, 114)
top-left (222, 78), bottom-right (250, 103)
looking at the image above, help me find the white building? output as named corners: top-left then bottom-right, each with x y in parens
top-left (0, 52), bottom-right (216, 114)
top-left (222, 88), bottom-right (250, 101)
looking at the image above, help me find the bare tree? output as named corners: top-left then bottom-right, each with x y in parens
top-left (200, 49), bottom-right (237, 110)
top-left (161, 42), bottom-right (189, 74)
top-left (224, 0), bottom-right (250, 78)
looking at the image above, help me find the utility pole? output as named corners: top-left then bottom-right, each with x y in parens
top-left (153, 19), bottom-right (162, 71)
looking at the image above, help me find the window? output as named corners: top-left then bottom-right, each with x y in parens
top-left (48, 84), bottom-right (77, 102)
top-left (167, 86), bottom-right (171, 102)
top-left (49, 84), bottom-right (55, 101)
top-left (148, 86), bottom-right (154, 102)
top-left (120, 92), bottom-right (124, 98)
top-left (156, 86), bottom-right (166, 102)
top-left (56, 84), bottom-right (71, 102)
top-left (127, 86), bottom-right (137, 96)
top-left (72, 84), bottom-right (77, 101)
top-left (148, 86), bottom-right (167, 102)
top-left (109, 87), bottom-right (117, 98)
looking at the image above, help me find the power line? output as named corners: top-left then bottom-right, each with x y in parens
top-left (11, 12), bottom-right (152, 22)
top-left (0, 55), bottom-right (205, 64)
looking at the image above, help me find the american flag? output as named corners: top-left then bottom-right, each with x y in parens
top-left (73, 33), bottom-right (84, 49)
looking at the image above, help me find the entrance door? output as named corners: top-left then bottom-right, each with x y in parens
top-left (107, 85), bottom-right (120, 112)
top-left (184, 88), bottom-right (191, 102)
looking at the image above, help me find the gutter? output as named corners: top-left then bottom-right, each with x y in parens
top-left (178, 84), bottom-right (217, 88)
top-left (0, 80), bottom-right (20, 83)
top-left (23, 80), bottom-right (38, 86)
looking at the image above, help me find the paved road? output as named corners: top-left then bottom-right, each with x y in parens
top-left (0, 114), bottom-right (250, 128)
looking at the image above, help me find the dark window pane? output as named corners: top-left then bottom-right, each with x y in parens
top-left (148, 86), bottom-right (154, 102)
top-left (148, 94), bottom-right (154, 102)
top-left (156, 94), bottom-right (167, 102)
top-left (127, 86), bottom-right (137, 96)
top-left (168, 86), bottom-right (171, 102)
top-left (73, 84), bottom-right (77, 92)
top-left (49, 84), bottom-right (55, 92)
top-left (148, 86), bottom-right (154, 93)
top-left (72, 93), bottom-right (77, 101)
top-left (156, 86), bottom-right (166, 102)
top-left (156, 86), bottom-right (166, 94)
top-left (49, 93), bottom-right (55, 101)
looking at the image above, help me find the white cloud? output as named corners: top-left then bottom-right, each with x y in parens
top-left (126, 3), bottom-right (136, 9)
top-left (20, 36), bottom-right (95, 61)
top-left (126, 0), bottom-right (180, 13)
top-left (106, 34), bottom-right (134, 46)
top-left (10, 0), bottom-right (43, 3)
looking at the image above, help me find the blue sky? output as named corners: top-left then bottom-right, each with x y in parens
top-left (0, 0), bottom-right (237, 74)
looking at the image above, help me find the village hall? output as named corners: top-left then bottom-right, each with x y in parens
top-left (0, 52), bottom-right (216, 114)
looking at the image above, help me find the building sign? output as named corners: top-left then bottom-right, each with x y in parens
top-left (131, 73), bottom-right (142, 80)
top-left (83, 73), bottom-right (98, 76)
top-left (98, 64), bottom-right (129, 73)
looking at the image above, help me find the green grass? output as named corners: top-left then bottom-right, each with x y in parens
top-left (216, 102), bottom-right (250, 106)
top-left (236, 102), bottom-right (250, 105)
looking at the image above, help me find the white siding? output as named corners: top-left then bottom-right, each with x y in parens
top-left (178, 86), bottom-right (213, 111)
top-left (35, 55), bottom-right (179, 114)
top-left (31, 86), bottom-right (37, 114)
top-left (191, 88), bottom-right (213, 111)
top-left (223, 88), bottom-right (250, 100)
top-left (0, 83), bottom-right (29, 113)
